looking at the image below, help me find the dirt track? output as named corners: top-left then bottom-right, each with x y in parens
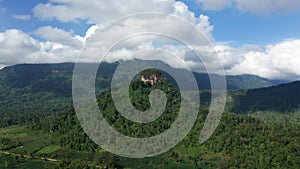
top-left (0, 151), bottom-right (59, 162)
top-left (1, 151), bottom-right (103, 168)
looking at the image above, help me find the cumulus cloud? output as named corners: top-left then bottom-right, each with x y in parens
top-left (75, 25), bottom-right (99, 43)
top-left (155, 40), bottom-right (300, 80)
top-left (1, 27), bottom-right (300, 80)
top-left (173, 2), bottom-right (214, 40)
top-left (34, 0), bottom-right (175, 23)
top-left (32, 0), bottom-right (216, 61)
top-left (35, 26), bottom-right (82, 48)
top-left (236, 0), bottom-right (300, 15)
top-left (33, 0), bottom-right (214, 41)
top-left (34, 41), bottom-right (81, 63)
top-left (197, 0), bottom-right (300, 15)
top-left (74, 12), bottom-right (216, 69)
top-left (1, 0), bottom-right (299, 80)
top-left (227, 39), bottom-right (300, 79)
top-left (0, 28), bottom-right (85, 66)
top-left (0, 29), bottom-right (40, 65)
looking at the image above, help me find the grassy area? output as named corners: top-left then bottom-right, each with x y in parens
top-left (0, 126), bottom-right (49, 143)
top-left (0, 126), bottom-right (98, 168)
top-left (0, 126), bottom-right (60, 169)
top-left (0, 126), bottom-right (51, 155)
top-left (13, 159), bottom-right (57, 169)
top-left (9, 139), bottom-right (51, 155)
top-left (37, 145), bottom-right (61, 154)
top-left (0, 155), bottom-right (57, 169)
top-left (0, 126), bottom-right (31, 140)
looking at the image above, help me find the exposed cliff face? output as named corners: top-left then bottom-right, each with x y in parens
top-left (141, 72), bottom-right (162, 85)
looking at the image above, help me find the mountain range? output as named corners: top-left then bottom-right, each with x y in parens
top-left (0, 61), bottom-right (287, 92)
top-left (0, 62), bottom-right (297, 126)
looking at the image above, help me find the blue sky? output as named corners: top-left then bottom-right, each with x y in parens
top-left (0, 0), bottom-right (300, 80)
top-left (0, 0), bottom-right (91, 37)
top-left (181, 0), bottom-right (300, 46)
top-left (204, 9), bottom-right (300, 46)
top-left (1, 0), bottom-right (300, 45)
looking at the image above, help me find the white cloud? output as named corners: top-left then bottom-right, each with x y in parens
top-left (34, 0), bottom-right (175, 23)
top-left (213, 44), bottom-right (261, 69)
top-left (1, 0), bottom-right (299, 80)
top-left (0, 29), bottom-right (40, 65)
top-left (32, 0), bottom-right (215, 56)
top-left (227, 39), bottom-right (300, 79)
top-left (35, 26), bottom-right (82, 48)
top-left (236, 0), bottom-right (300, 15)
top-left (197, 15), bottom-right (214, 41)
top-left (33, 0), bottom-right (214, 41)
top-left (0, 29), bottom-right (83, 66)
top-left (73, 12), bottom-right (215, 67)
top-left (173, 1), bottom-right (214, 40)
top-left (34, 41), bottom-right (81, 63)
top-left (75, 25), bottom-right (99, 43)
top-left (197, 0), bottom-right (300, 15)
top-left (1, 27), bottom-right (300, 80)
top-left (12, 14), bottom-right (31, 20)
top-left (159, 40), bottom-right (300, 80)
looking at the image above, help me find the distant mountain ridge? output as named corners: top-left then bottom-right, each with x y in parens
top-left (0, 62), bottom-right (287, 93)
top-left (0, 62), bottom-right (296, 126)
top-left (226, 74), bottom-right (287, 89)
top-left (229, 81), bottom-right (300, 114)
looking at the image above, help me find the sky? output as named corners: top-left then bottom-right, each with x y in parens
top-left (0, 0), bottom-right (300, 80)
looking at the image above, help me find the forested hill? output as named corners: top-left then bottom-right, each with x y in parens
top-left (230, 81), bottom-right (300, 114)
top-left (8, 77), bottom-right (300, 169)
top-left (0, 66), bottom-right (300, 168)
top-left (0, 62), bottom-right (289, 126)
top-left (0, 62), bottom-right (118, 96)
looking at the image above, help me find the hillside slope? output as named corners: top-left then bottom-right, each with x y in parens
top-left (2, 79), bottom-right (299, 169)
top-left (230, 81), bottom-right (300, 114)
top-left (0, 62), bottom-right (288, 126)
